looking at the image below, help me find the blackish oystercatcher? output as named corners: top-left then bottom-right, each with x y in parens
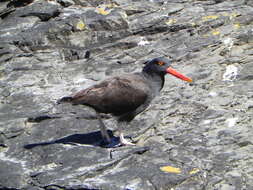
top-left (58, 57), bottom-right (192, 146)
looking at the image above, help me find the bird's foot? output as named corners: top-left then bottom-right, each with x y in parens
top-left (101, 136), bottom-right (135, 148)
top-left (120, 134), bottom-right (135, 146)
top-left (120, 140), bottom-right (135, 146)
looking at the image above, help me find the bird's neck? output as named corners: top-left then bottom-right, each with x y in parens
top-left (142, 70), bottom-right (165, 93)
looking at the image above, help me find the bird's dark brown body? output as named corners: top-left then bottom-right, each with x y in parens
top-left (70, 74), bottom-right (151, 117)
top-left (58, 57), bottom-right (192, 146)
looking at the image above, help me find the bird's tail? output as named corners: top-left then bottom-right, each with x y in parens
top-left (57, 96), bottom-right (73, 104)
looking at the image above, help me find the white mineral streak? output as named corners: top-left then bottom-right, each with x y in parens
top-left (225, 117), bottom-right (238, 127)
top-left (138, 37), bottom-right (150, 46)
top-left (223, 37), bottom-right (234, 51)
top-left (223, 65), bottom-right (238, 81)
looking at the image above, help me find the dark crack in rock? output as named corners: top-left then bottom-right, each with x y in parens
top-left (0, 0), bottom-right (253, 190)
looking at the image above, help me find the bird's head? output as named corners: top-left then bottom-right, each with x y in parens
top-left (143, 57), bottom-right (192, 82)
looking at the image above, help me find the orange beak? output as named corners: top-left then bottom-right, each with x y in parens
top-left (166, 67), bottom-right (192, 82)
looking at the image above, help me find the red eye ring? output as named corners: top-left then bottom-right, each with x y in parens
top-left (157, 61), bottom-right (164, 66)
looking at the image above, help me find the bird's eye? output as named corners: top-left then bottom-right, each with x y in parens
top-left (157, 61), bottom-right (165, 66)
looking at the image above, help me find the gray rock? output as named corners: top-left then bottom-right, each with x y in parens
top-left (0, 0), bottom-right (253, 189)
top-left (57, 0), bottom-right (75, 7)
top-left (9, 1), bottom-right (60, 21)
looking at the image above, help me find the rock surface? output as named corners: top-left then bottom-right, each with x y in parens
top-left (0, 0), bottom-right (253, 189)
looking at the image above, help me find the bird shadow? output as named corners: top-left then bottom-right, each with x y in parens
top-left (23, 130), bottom-right (116, 149)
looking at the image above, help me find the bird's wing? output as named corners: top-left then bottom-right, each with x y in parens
top-left (71, 74), bottom-right (151, 115)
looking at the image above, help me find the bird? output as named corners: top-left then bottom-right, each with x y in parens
top-left (58, 57), bottom-right (192, 147)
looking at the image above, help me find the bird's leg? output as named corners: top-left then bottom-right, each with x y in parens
top-left (96, 112), bottom-right (111, 143)
top-left (118, 122), bottom-right (135, 146)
